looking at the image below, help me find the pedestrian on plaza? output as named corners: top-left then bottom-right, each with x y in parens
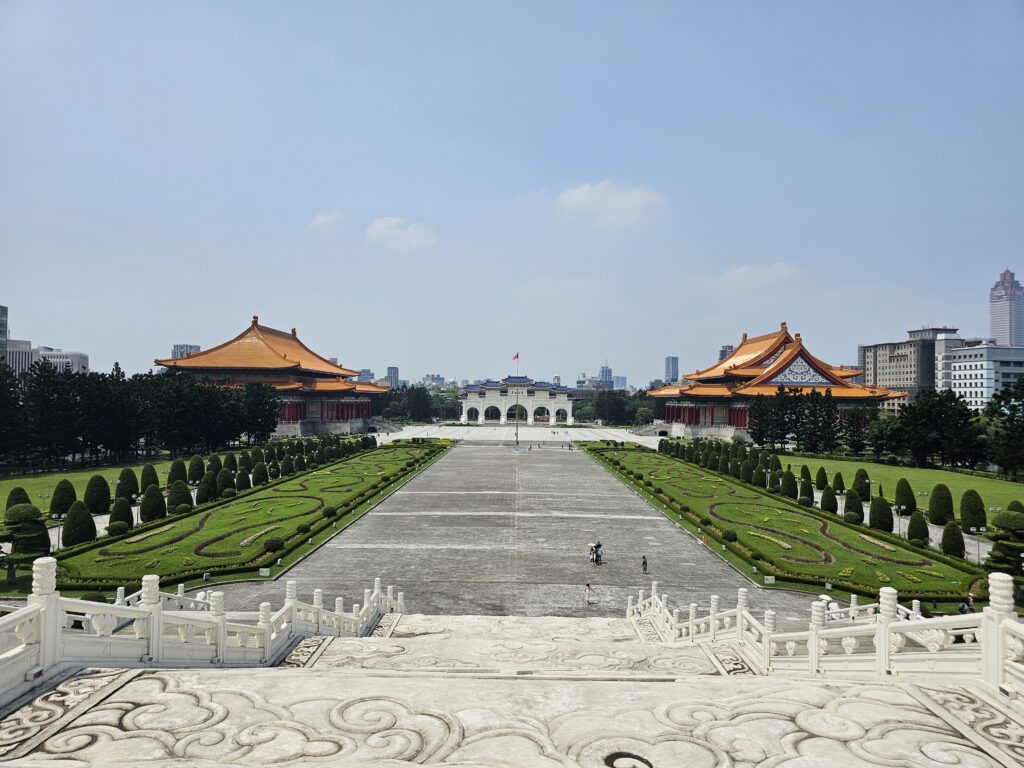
top-left (596, 544), bottom-right (603, 565)
top-left (584, 582), bottom-right (594, 605)
top-left (589, 544), bottom-right (596, 563)
top-left (642, 555), bottom-right (648, 575)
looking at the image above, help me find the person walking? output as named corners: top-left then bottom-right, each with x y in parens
top-left (642, 555), bottom-right (648, 575)
top-left (584, 582), bottom-right (594, 606)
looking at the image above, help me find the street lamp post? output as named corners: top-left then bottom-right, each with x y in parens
top-left (894, 504), bottom-right (906, 536)
top-left (970, 526), bottom-right (987, 564)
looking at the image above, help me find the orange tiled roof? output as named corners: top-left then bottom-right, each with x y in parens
top-left (155, 316), bottom-right (360, 377)
top-left (686, 323), bottom-right (792, 380)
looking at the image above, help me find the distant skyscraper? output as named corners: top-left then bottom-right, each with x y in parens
top-left (327, 357), bottom-right (338, 365)
top-left (0, 305), bottom-right (7, 364)
top-left (386, 366), bottom-right (399, 388)
top-left (358, 368), bottom-right (375, 382)
top-left (612, 375), bottom-right (627, 390)
top-left (664, 355), bottom-right (678, 383)
top-left (990, 268), bottom-right (1024, 346)
top-left (599, 365), bottom-right (612, 386)
top-left (552, 374), bottom-right (561, 386)
top-left (719, 344), bottom-right (735, 361)
top-left (171, 344), bottom-right (200, 359)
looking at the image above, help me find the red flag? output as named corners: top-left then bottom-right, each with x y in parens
top-left (512, 353), bottom-right (519, 361)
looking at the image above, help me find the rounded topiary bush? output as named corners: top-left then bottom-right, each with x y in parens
top-left (115, 468), bottom-right (139, 500)
top-left (140, 464), bottom-right (159, 493)
top-left (216, 468), bottom-right (234, 496)
top-left (108, 497), bottom-right (134, 529)
top-left (63, 500), bottom-right (97, 546)
top-left (235, 471), bottom-right (251, 492)
top-left (167, 459), bottom-right (187, 487)
top-left (928, 484), bottom-right (954, 525)
top-left (1008, 500), bottom-right (1024, 513)
top-left (263, 537), bottom-right (285, 553)
top-left (5, 486), bottom-right (30, 510)
top-left (268, 460), bottom-right (281, 479)
top-left (188, 455), bottom-right (206, 485)
top-left (282, 456), bottom-right (294, 475)
top-left (296, 523), bottom-right (311, 535)
top-left (844, 489), bottom-right (864, 524)
top-left (105, 521), bottom-right (131, 537)
top-left (833, 472), bottom-right (845, 494)
top-left (894, 478), bottom-right (916, 515)
top-left (820, 485), bottom-right (838, 514)
top-left (252, 462), bottom-right (269, 486)
top-left (941, 521), bottom-right (965, 558)
top-left (238, 451), bottom-right (253, 473)
top-left (815, 467), bottom-right (828, 491)
top-left (139, 485), bottom-right (167, 522)
top-left (79, 592), bottom-right (109, 603)
top-left (223, 453), bottom-right (238, 472)
top-left (907, 510), bottom-right (929, 545)
top-left (221, 488), bottom-right (237, 499)
top-left (4, 504), bottom-right (50, 559)
top-left (843, 511), bottom-right (862, 524)
top-left (798, 496), bottom-right (812, 507)
top-left (49, 479), bottom-right (77, 518)
top-left (322, 506), bottom-right (337, 518)
top-left (207, 454), bottom-right (223, 476)
top-left (700, 516), bottom-right (712, 526)
top-left (83, 475), bottom-right (111, 516)
top-left (167, 480), bottom-right (193, 510)
top-left (959, 489), bottom-right (986, 533)
top-left (722, 530), bottom-right (738, 542)
top-left (175, 503), bottom-right (192, 515)
top-left (868, 496), bottom-right (894, 532)
top-left (909, 537), bottom-right (926, 549)
top-left (294, 456), bottom-right (307, 472)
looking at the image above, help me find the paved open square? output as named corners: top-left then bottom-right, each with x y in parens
top-left (217, 443), bottom-right (813, 625)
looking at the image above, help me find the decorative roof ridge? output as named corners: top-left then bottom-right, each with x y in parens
top-left (742, 335), bottom-right (851, 389)
top-left (155, 319), bottom-right (300, 370)
top-left (255, 321), bottom-right (358, 376)
top-left (687, 323), bottom-right (792, 379)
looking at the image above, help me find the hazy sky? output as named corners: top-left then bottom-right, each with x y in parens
top-left (2, 2), bottom-right (1022, 386)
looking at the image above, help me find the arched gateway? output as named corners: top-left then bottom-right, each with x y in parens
top-left (459, 376), bottom-right (574, 425)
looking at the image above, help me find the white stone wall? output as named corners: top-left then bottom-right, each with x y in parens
top-left (461, 388), bottom-right (574, 425)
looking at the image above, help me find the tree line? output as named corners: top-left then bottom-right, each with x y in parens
top-left (0, 360), bottom-right (280, 470)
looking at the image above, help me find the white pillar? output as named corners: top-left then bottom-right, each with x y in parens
top-left (527, 407), bottom-right (535, 425)
top-left (566, 397), bottom-right (575, 425)
top-left (477, 407), bottom-right (485, 425)
top-left (460, 402), bottom-right (468, 424)
top-left (981, 572), bottom-right (1016, 689)
top-left (259, 602), bottom-right (272, 662)
top-left (736, 588), bottom-right (748, 645)
top-left (210, 590), bottom-right (226, 661)
top-left (141, 574), bottom-right (163, 662)
top-left (28, 557), bottom-right (61, 671)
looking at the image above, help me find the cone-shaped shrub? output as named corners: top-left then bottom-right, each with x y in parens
top-left (799, 478), bottom-right (813, 502)
top-left (223, 453), bottom-right (238, 472)
top-left (941, 521), bottom-right (965, 558)
top-left (718, 455), bottom-right (729, 474)
top-left (216, 468), bottom-right (235, 496)
top-left (84, 474), bottom-right (111, 516)
top-left (139, 484), bottom-right (167, 522)
top-left (281, 456), bottom-right (294, 475)
top-left (269, 459), bottom-right (281, 479)
top-left (251, 447), bottom-right (265, 465)
top-left (294, 455), bottom-right (307, 472)
top-left (252, 462), bottom-right (269, 486)
top-left (167, 480), bottom-right (193, 511)
top-left (108, 497), bottom-right (134, 530)
top-left (140, 464), bottom-right (159, 493)
top-left (188, 455), bottom-right (205, 484)
top-left (49, 479), bottom-right (77, 518)
top-left (833, 472), bottom-right (845, 494)
top-left (853, 468), bottom-right (870, 500)
top-left (907, 511), bottom-right (928, 544)
top-left (780, 471), bottom-right (798, 500)
top-left (869, 496), bottom-right (893, 532)
top-left (62, 500), bottom-right (97, 546)
top-left (207, 454), bottom-right (222, 476)
top-left (894, 478), bottom-right (916, 515)
top-left (114, 468), bottom-right (139, 501)
top-left (238, 451), bottom-right (253, 473)
top-left (928, 484), bottom-right (954, 525)
top-left (959, 490), bottom-right (986, 533)
top-left (316, 448), bottom-right (327, 465)
top-left (6, 487), bottom-right (30, 510)
top-left (235, 471), bottom-right (251, 491)
top-left (815, 467), bottom-right (827, 490)
top-left (844, 489), bottom-right (864, 524)
top-left (770, 455), bottom-right (782, 472)
top-left (740, 460), bottom-right (753, 483)
top-left (1009, 500), bottom-right (1024, 512)
top-left (821, 485), bottom-right (838, 513)
top-left (752, 467), bottom-right (766, 487)
top-left (167, 459), bottom-right (187, 487)
top-left (800, 465), bottom-right (811, 483)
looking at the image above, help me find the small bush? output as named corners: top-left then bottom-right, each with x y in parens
top-left (63, 500), bottom-right (97, 546)
top-left (700, 516), bottom-right (712, 526)
top-left (322, 506), bottom-right (338, 518)
top-left (798, 496), bottom-right (812, 507)
top-left (263, 537), bottom-right (285, 553)
top-left (296, 523), bottom-right (310, 534)
top-left (108, 497), bottom-right (134, 530)
top-left (221, 488), bottom-right (237, 499)
top-left (175, 503), bottom-right (192, 515)
top-left (722, 530), bottom-right (738, 542)
top-left (106, 521), bottom-right (131, 536)
top-left (843, 511), bottom-right (862, 524)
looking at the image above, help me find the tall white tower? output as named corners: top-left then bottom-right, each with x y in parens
top-left (990, 269), bottom-right (1024, 346)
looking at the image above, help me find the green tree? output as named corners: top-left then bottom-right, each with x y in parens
top-left (207, 454), bottom-right (223, 476)
top-left (928, 484), bottom-right (954, 525)
top-left (868, 496), bottom-right (894, 532)
top-left (281, 456), bottom-right (294, 475)
top-left (780, 471), bottom-right (798, 500)
top-left (0, 504), bottom-right (50, 583)
top-left (294, 455), bottom-right (307, 472)
top-left (188, 455), bottom-right (205, 484)
top-left (739, 460), bottom-right (753, 483)
top-left (216, 469), bottom-right (235, 496)
top-left (115, 468), bottom-right (139, 500)
top-left (799, 477), bottom-right (813, 501)
top-left (814, 467), bottom-right (827, 491)
top-left (62, 500), bottom-right (97, 546)
top-left (752, 467), bottom-right (766, 487)
top-left (5, 487), bottom-right (30, 510)
top-left (252, 461), bottom-right (269, 486)
top-left (224, 453), bottom-right (238, 472)
top-left (49, 479), bottom-right (77, 518)
top-left (833, 471), bottom-right (845, 494)
top-left (268, 459), bottom-right (281, 479)
top-left (820, 485), bottom-right (838, 513)
top-left (907, 511), bottom-right (929, 545)
top-left (959, 489), bottom-right (986, 533)
top-left (844, 489), bottom-right (864, 524)
top-left (235, 470), bottom-right (251, 491)
top-left (941, 521), bottom-right (965, 558)
top-left (238, 451), bottom-right (253, 473)
top-left (853, 468), bottom-right (871, 501)
top-left (139, 485), bottom-right (167, 522)
top-left (985, 510), bottom-right (1024, 574)
top-left (167, 458), bottom-right (187, 486)
top-left (251, 447), bottom-right (265, 465)
top-left (83, 474), bottom-right (111, 516)
top-left (140, 464), bottom-right (158, 492)
top-left (799, 465), bottom-right (812, 483)
top-left (894, 478), bottom-right (916, 516)
top-left (167, 480), bottom-right (193, 510)
top-left (108, 497), bottom-right (134, 530)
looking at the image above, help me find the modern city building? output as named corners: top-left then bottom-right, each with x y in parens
top-left (155, 316), bottom-right (387, 436)
top-left (650, 322), bottom-right (901, 440)
top-left (937, 341), bottom-right (1024, 411)
top-left (4, 339), bottom-right (89, 374)
top-left (857, 327), bottom-right (958, 413)
top-left (599, 365), bottom-right (613, 387)
top-left (552, 374), bottom-right (561, 386)
top-left (459, 376), bottom-right (574, 424)
top-left (171, 344), bottom-right (200, 359)
top-left (0, 305), bottom-right (7, 364)
top-left (719, 344), bottom-right (735, 362)
top-left (386, 366), bottom-right (400, 388)
top-left (357, 369), bottom-right (375, 382)
top-left (612, 375), bottom-right (628, 390)
top-left (990, 269), bottom-right (1024, 347)
top-left (664, 356), bottom-right (679, 383)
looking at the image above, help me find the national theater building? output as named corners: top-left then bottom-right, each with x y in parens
top-left (459, 376), bottom-right (575, 425)
top-left (650, 322), bottom-right (901, 440)
top-left (155, 316), bottom-right (387, 437)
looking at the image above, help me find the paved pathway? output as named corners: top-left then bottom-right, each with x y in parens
top-left (217, 444), bottom-right (813, 626)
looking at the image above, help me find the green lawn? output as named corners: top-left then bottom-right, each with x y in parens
top-left (585, 443), bottom-right (982, 599)
top-left (0, 459), bottom-right (175, 510)
top-left (57, 441), bottom-right (447, 585)
top-left (791, 458), bottom-right (1022, 516)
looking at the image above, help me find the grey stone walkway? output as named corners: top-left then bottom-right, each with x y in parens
top-left (216, 445), bottom-right (814, 625)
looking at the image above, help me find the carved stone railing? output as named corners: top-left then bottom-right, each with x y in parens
top-left (0, 558), bottom-right (406, 704)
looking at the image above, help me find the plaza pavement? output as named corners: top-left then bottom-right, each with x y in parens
top-left (216, 440), bottom-right (815, 627)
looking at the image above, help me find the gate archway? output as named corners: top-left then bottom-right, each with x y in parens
top-left (484, 406), bottom-right (501, 421)
top-left (507, 404), bottom-right (527, 422)
top-left (533, 406), bottom-right (550, 423)
top-left (554, 408), bottom-right (568, 423)
top-left (466, 407), bottom-right (480, 422)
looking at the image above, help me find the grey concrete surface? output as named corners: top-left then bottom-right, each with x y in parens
top-left (216, 444), bottom-right (815, 625)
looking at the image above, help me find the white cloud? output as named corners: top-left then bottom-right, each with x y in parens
top-left (365, 217), bottom-right (438, 251)
top-left (556, 179), bottom-right (663, 228)
top-left (307, 210), bottom-right (346, 231)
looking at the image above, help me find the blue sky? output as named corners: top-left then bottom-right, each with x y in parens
top-left (2, 2), bottom-right (1022, 385)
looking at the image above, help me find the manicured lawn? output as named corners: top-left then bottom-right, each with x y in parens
top-left (58, 441), bottom-right (446, 584)
top-left (585, 443), bottom-right (982, 598)
top-left (0, 460), bottom-right (175, 510)
top-left (791, 458), bottom-right (1022, 516)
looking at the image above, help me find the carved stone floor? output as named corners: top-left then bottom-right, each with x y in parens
top-left (3, 613), bottom-right (1024, 766)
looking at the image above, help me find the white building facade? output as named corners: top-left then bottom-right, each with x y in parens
top-left (459, 376), bottom-right (574, 425)
top-left (938, 342), bottom-right (1024, 411)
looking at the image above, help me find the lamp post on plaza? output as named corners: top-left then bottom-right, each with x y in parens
top-left (970, 527), bottom-right (987, 564)
top-left (894, 504), bottom-right (906, 536)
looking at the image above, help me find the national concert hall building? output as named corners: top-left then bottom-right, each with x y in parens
top-left (155, 316), bottom-right (387, 437)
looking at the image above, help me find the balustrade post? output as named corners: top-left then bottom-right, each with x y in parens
top-left (709, 595), bottom-right (719, 641)
top-left (28, 557), bottom-right (60, 671)
top-left (210, 591), bottom-right (226, 662)
top-left (911, 599), bottom-right (921, 620)
top-left (876, 586), bottom-right (898, 677)
top-left (363, 589), bottom-right (372, 615)
top-left (141, 574), bottom-right (162, 662)
top-left (672, 608), bottom-right (681, 642)
top-left (763, 610), bottom-right (776, 672)
top-left (736, 588), bottom-right (748, 645)
top-left (638, 589), bottom-right (646, 610)
top-left (258, 602), bottom-right (272, 663)
top-left (650, 582), bottom-right (659, 609)
top-left (397, 592), bottom-right (406, 613)
top-left (176, 583), bottom-right (186, 608)
top-left (313, 589), bottom-right (324, 633)
top-left (809, 600), bottom-right (825, 674)
top-left (285, 580), bottom-right (298, 632)
top-left (848, 594), bottom-right (858, 620)
top-left (627, 596), bottom-right (634, 617)
top-left (374, 577), bottom-right (382, 604)
top-left (688, 603), bottom-right (697, 642)
top-left (115, 586), bottom-right (125, 606)
top-left (981, 572), bottom-right (1017, 689)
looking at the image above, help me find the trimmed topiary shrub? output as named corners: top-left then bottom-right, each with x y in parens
top-left (108, 497), bottom-right (134, 530)
top-left (894, 478), bottom-right (916, 516)
top-left (941, 521), bottom-right (965, 558)
top-left (868, 496), bottom-right (894, 532)
top-left (221, 488), bottom-right (237, 499)
top-left (294, 455), bottom-right (307, 472)
top-left (296, 523), bottom-right (311, 535)
top-left (216, 469), bottom-right (235, 496)
top-left (235, 471), bottom-right (251, 492)
top-left (844, 489), bottom-right (864, 524)
top-left (699, 516), bottom-right (712, 526)
top-left (1008, 500), bottom-right (1024, 513)
top-left (800, 465), bottom-right (811, 483)
top-left (799, 478), bottom-right (813, 501)
top-left (252, 462), bottom-right (269, 486)
top-left (815, 467), bottom-right (828, 491)
top-left (106, 521), bottom-right (131, 536)
top-left (820, 485), bottom-right (838, 514)
top-left (740, 460), bottom-right (753, 483)
top-left (907, 511), bottom-right (929, 544)
top-left (223, 453), bottom-right (238, 472)
top-left (268, 459), bottom-right (281, 479)
top-left (833, 471), bottom-right (845, 494)
top-left (83, 474), bottom-right (111, 516)
top-left (140, 464), bottom-right (159, 493)
top-left (780, 471), bottom-right (798, 500)
top-left (238, 451), bottom-right (253, 473)
top-left (188, 455), bottom-right (206, 484)
top-left (752, 467), bottom-right (766, 487)
top-left (167, 459), bottom-right (187, 487)
top-left (251, 447), bottom-right (265, 465)
top-left (5, 487), bottom-right (30, 510)
top-left (175, 503), bottom-right (192, 515)
top-left (167, 480), bottom-right (193, 510)
top-left (282, 456), bottom-right (295, 475)
top-left (263, 537), bottom-right (284, 553)
top-left (49, 479), bottom-right (77, 518)
top-left (722, 530), bottom-right (737, 542)
top-left (928, 484), bottom-right (954, 526)
top-left (139, 485), bottom-right (167, 522)
top-left (798, 496), bottom-right (812, 507)
top-left (853, 468), bottom-right (870, 500)
top-left (959, 489), bottom-right (986, 533)
top-left (207, 454), bottom-right (223, 476)
top-left (322, 506), bottom-right (338, 518)
top-left (62, 500), bottom-right (97, 546)
top-left (115, 468), bottom-right (139, 501)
